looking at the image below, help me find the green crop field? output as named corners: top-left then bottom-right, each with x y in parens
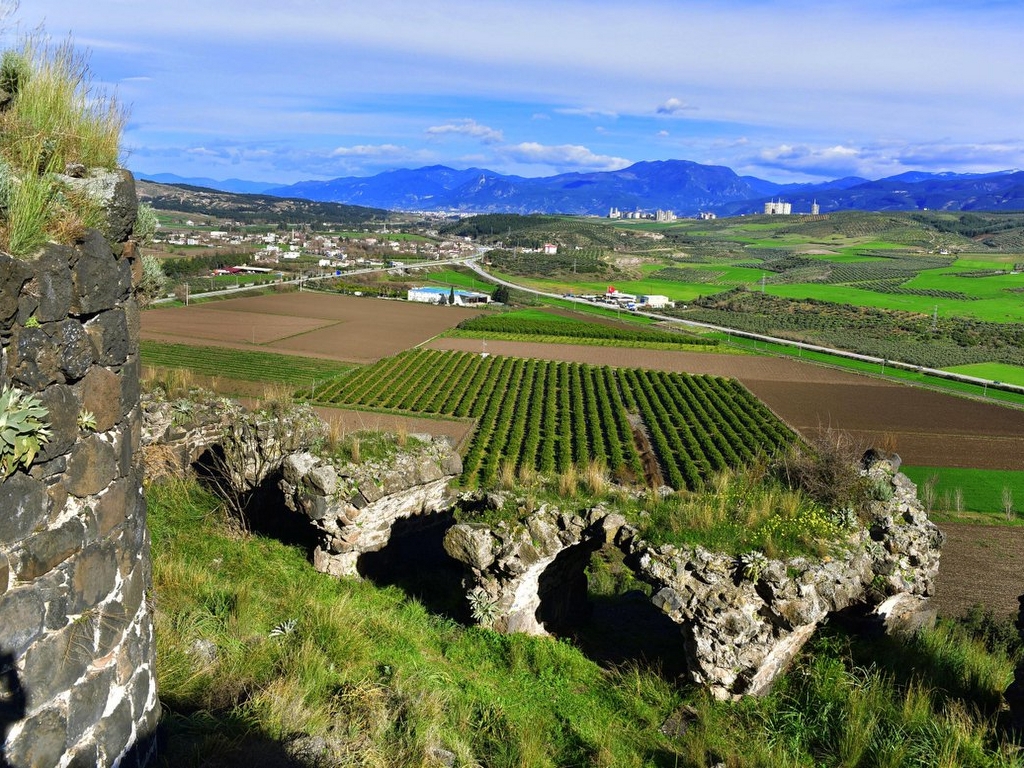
top-left (141, 341), bottom-right (355, 387)
top-left (450, 310), bottom-right (717, 348)
top-left (310, 348), bottom-right (793, 489)
top-left (944, 363), bottom-right (1024, 387)
top-left (902, 466), bottom-right (1024, 517)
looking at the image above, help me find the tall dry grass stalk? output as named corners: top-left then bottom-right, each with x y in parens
top-left (517, 462), bottom-right (538, 489)
top-left (581, 460), bottom-right (607, 496)
top-left (497, 458), bottom-right (517, 490)
top-left (557, 465), bottom-right (579, 498)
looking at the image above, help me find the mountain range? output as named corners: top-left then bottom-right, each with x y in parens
top-left (141, 161), bottom-right (1024, 216)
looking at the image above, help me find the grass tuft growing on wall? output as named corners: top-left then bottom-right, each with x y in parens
top-left (0, 34), bottom-right (125, 257)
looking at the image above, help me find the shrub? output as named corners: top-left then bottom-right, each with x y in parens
top-left (778, 427), bottom-right (867, 512)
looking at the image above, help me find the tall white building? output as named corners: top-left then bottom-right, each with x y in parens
top-left (764, 200), bottom-right (792, 215)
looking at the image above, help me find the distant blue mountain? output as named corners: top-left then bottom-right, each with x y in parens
top-left (137, 173), bottom-right (278, 195)
top-left (146, 161), bottom-right (1024, 216)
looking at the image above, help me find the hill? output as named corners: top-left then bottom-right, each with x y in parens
top-left (135, 179), bottom-right (388, 227)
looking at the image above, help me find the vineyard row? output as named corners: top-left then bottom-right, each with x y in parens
top-left (311, 349), bottom-right (793, 490)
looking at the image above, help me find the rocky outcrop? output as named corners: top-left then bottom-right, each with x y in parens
top-left (279, 436), bottom-right (462, 577)
top-left (445, 457), bottom-right (943, 700)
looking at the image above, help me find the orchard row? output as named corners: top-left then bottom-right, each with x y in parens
top-left (313, 349), bottom-right (793, 489)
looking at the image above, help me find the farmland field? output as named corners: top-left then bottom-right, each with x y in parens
top-left (427, 337), bottom-right (1024, 472)
top-left (141, 341), bottom-right (354, 386)
top-left (142, 292), bottom-right (488, 363)
top-left (310, 348), bottom-right (794, 489)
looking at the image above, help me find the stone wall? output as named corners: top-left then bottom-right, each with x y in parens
top-left (445, 457), bottom-right (943, 700)
top-left (0, 171), bottom-right (159, 767)
top-left (279, 437), bottom-right (463, 577)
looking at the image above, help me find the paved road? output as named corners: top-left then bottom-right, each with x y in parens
top-left (463, 259), bottom-right (1024, 399)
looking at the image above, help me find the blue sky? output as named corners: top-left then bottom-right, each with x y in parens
top-left (12, 1), bottom-right (1024, 184)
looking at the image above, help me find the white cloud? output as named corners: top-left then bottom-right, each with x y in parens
top-left (330, 144), bottom-right (407, 158)
top-left (425, 119), bottom-right (503, 143)
top-left (500, 142), bottom-right (631, 171)
top-left (555, 107), bottom-right (619, 119)
top-left (656, 98), bottom-right (696, 115)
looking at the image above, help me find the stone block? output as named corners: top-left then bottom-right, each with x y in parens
top-left (0, 472), bottom-right (47, 543)
top-left (93, 475), bottom-right (132, 538)
top-left (0, 586), bottom-right (45, 655)
top-left (14, 517), bottom-right (85, 581)
top-left (66, 433), bottom-right (117, 497)
top-left (85, 308), bottom-right (129, 366)
top-left (121, 556), bottom-right (148, 620)
top-left (4, 705), bottom-right (69, 768)
top-left (120, 355), bottom-right (141, 419)
top-left (96, 599), bottom-right (128, 657)
top-left (124, 294), bottom-right (141, 348)
top-left (21, 618), bottom-right (96, 708)
top-left (8, 325), bottom-right (61, 389)
top-left (70, 229), bottom-right (131, 315)
top-left (76, 364), bottom-right (121, 433)
top-left (0, 252), bottom-right (32, 327)
top-left (94, 694), bottom-right (133, 763)
top-left (56, 319), bottom-right (95, 382)
top-left (42, 568), bottom-right (71, 631)
top-left (67, 665), bottom-right (115, 742)
top-left (70, 539), bottom-right (119, 614)
top-left (45, 478), bottom-right (69, 525)
top-left (36, 383), bottom-right (81, 462)
top-left (33, 245), bottom-right (74, 322)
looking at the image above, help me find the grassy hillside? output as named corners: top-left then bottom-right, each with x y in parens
top-left (150, 477), bottom-right (1024, 767)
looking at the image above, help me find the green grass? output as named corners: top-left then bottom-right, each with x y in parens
top-left (149, 479), bottom-right (685, 767)
top-left (140, 341), bottom-right (355, 387)
top-left (902, 466), bottom-right (1024, 517)
top-left (150, 477), bottom-right (1024, 767)
top-left (945, 363), bottom-right (1024, 388)
top-left (0, 37), bottom-right (125, 257)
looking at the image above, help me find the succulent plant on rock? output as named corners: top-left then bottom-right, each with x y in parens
top-left (0, 384), bottom-right (51, 477)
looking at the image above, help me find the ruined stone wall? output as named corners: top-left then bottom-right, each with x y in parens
top-left (0, 171), bottom-right (159, 767)
top-left (445, 458), bottom-right (944, 700)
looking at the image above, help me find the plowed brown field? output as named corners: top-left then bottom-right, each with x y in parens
top-left (143, 293), bottom-right (486, 363)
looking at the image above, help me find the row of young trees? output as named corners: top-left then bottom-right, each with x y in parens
top-left (313, 350), bottom-right (793, 489)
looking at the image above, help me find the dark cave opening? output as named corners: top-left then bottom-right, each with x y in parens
top-left (355, 510), bottom-right (469, 622)
top-left (538, 542), bottom-right (690, 681)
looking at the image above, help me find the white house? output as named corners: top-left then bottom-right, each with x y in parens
top-left (407, 286), bottom-right (490, 306)
top-left (639, 294), bottom-right (674, 309)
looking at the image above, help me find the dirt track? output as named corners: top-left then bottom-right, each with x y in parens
top-left (933, 523), bottom-right (1024, 617)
